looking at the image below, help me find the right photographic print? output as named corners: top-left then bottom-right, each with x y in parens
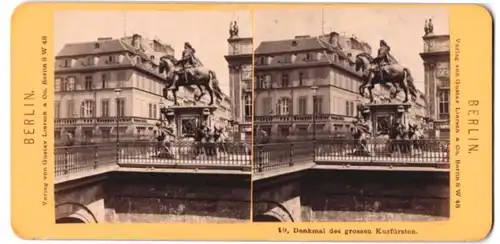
top-left (252, 7), bottom-right (450, 222)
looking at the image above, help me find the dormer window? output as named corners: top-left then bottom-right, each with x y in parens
top-left (63, 59), bottom-right (70, 67)
top-left (150, 55), bottom-right (155, 61)
top-left (292, 40), bottom-right (298, 46)
top-left (94, 43), bottom-right (100, 49)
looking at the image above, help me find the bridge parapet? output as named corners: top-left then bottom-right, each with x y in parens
top-left (55, 140), bottom-right (251, 182)
top-left (253, 138), bottom-right (449, 175)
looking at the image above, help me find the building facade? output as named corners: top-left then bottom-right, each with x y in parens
top-left (55, 34), bottom-right (230, 143)
top-left (224, 35), bottom-right (253, 140)
top-left (253, 32), bottom-right (408, 137)
top-left (419, 34), bottom-right (450, 138)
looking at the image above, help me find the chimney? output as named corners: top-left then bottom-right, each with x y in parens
top-left (132, 34), bottom-right (142, 50)
top-left (97, 37), bottom-right (112, 41)
top-left (328, 32), bottom-right (339, 47)
top-left (294, 35), bottom-right (310, 39)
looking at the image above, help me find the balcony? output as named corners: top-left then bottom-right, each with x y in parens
top-left (54, 116), bottom-right (159, 127)
top-left (254, 114), bottom-right (347, 123)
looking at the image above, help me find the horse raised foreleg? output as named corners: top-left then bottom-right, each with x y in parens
top-left (402, 70), bottom-right (409, 103)
top-left (172, 89), bottom-right (179, 106)
top-left (204, 83), bottom-right (214, 105)
top-left (368, 86), bottom-right (375, 103)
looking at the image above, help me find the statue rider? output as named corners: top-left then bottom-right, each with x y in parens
top-left (169, 42), bottom-right (197, 90)
top-left (370, 40), bottom-right (392, 88)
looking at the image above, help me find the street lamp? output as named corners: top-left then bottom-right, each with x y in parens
top-left (310, 85), bottom-right (318, 158)
top-left (114, 88), bottom-right (122, 161)
top-left (159, 98), bottom-right (164, 120)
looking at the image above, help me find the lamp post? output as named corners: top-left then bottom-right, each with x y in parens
top-left (159, 98), bottom-right (164, 121)
top-left (310, 85), bottom-right (318, 158)
top-left (114, 88), bottom-right (122, 161)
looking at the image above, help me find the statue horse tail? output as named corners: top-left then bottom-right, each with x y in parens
top-left (403, 68), bottom-right (418, 99)
top-left (209, 70), bottom-right (223, 101)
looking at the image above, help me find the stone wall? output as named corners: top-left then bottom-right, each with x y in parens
top-left (55, 172), bottom-right (251, 223)
top-left (253, 168), bottom-right (450, 222)
top-left (104, 172), bottom-right (251, 223)
top-left (301, 169), bottom-right (449, 221)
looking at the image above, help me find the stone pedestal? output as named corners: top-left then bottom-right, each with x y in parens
top-left (161, 105), bottom-right (217, 138)
top-left (361, 103), bottom-right (412, 136)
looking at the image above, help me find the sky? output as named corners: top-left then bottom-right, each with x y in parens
top-left (254, 7), bottom-right (450, 91)
top-left (55, 10), bottom-right (252, 95)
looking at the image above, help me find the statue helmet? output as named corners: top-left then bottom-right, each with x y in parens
top-left (380, 40), bottom-right (387, 46)
top-left (184, 42), bottom-right (192, 49)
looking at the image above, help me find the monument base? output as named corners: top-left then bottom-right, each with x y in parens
top-left (163, 105), bottom-right (217, 138)
top-left (362, 103), bottom-right (412, 136)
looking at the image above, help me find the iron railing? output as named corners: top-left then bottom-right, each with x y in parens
top-left (54, 144), bottom-right (117, 176)
top-left (315, 139), bottom-right (449, 164)
top-left (253, 139), bottom-right (449, 173)
top-left (119, 141), bottom-right (251, 169)
top-left (55, 140), bottom-right (252, 177)
top-left (253, 141), bottom-right (314, 173)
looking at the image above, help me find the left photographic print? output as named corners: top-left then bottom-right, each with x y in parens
top-left (53, 10), bottom-right (253, 224)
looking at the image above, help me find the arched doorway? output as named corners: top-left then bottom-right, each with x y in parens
top-left (56, 217), bottom-right (86, 224)
top-left (253, 214), bottom-right (282, 222)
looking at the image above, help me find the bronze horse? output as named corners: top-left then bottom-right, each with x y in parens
top-left (158, 55), bottom-right (223, 106)
top-left (355, 52), bottom-right (418, 103)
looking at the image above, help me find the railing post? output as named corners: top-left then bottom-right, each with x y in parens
top-left (93, 145), bottom-right (98, 169)
top-left (64, 148), bottom-right (68, 175)
top-left (258, 145), bottom-right (263, 173)
top-left (289, 143), bottom-right (294, 166)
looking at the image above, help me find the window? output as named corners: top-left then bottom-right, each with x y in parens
top-left (101, 73), bottom-right (108, 88)
top-left (153, 104), bottom-right (157, 119)
top-left (54, 102), bottom-right (60, 118)
top-left (298, 96), bottom-right (307, 115)
top-left (64, 77), bottom-right (75, 91)
top-left (55, 78), bottom-right (62, 91)
top-left (81, 100), bottom-right (95, 117)
top-left (438, 90), bottom-right (449, 117)
top-left (298, 72), bottom-right (304, 86)
top-left (263, 97), bottom-right (272, 115)
top-left (85, 75), bottom-right (93, 90)
top-left (101, 99), bottom-right (109, 117)
top-left (116, 98), bottom-right (125, 117)
top-left (67, 100), bottom-right (74, 117)
top-left (313, 96), bottom-right (323, 115)
top-left (283, 54), bottom-right (292, 64)
top-left (87, 56), bottom-right (94, 66)
top-left (281, 74), bottom-right (289, 87)
top-left (259, 74), bottom-right (270, 89)
top-left (345, 101), bottom-right (350, 116)
top-left (259, 57), bottom-right (268, 65)
top-left (148, 103), bottom-right (153, 118)
top-left (244, 94), bottom-right (252, 117)
top-left (350, 101), bottom-right (355, 117)
top-left (63, 59), bottom-right (70, 67)
top-left (107, 55), bottom-right (117, 63)
top-left (277, 98), bottom-right (290, 115)
top-left (306, 53), bottom-right (317, 61)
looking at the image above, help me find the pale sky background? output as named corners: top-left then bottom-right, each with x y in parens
top-left (55, 10), bottom-right (252, 95)
top-left (254, 7), bottom-right (450, 92)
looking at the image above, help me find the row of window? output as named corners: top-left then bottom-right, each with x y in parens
top-left (259, 96), bottom-right (358, 117)
top-left (60, 55), bottom-right (120, 68)
top-left (55, 99), bottom-right (126, 118)
top-left (55, 72), bottom-right (127, 91)
top-left (255, 71), bottom-right (361, 94)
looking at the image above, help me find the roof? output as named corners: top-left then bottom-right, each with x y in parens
top-left (56, 39), bottom-right (128, 57)
top-left (255, 36), bottom-right (348, 59)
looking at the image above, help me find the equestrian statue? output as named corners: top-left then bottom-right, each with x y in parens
top-left (159, 42), bottom-right (224, 106)
top-left (355, 40), bottom-right (418, 103)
